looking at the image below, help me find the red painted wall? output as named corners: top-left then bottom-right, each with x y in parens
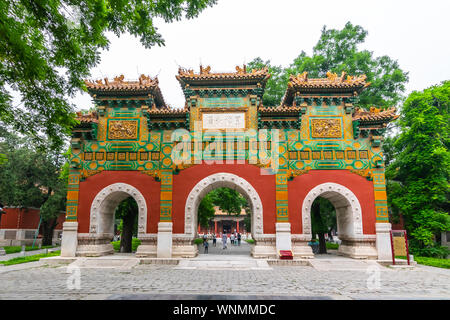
top-left (0, 208), bottom-right (65, 231)
top-left (77, 171), bottom-right (160, 233)
top-left (172, 162), bottom-right (276, 234)
top-left (288, 170), bottom-right (376, 235)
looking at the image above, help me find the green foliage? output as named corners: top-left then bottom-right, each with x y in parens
top-left (0, 0), bottom-right (217, 149)
top-left (245, 239), bottom-right (255, 244)
top-left (410, 245), bottom-right (449, 259)
top-left (0, 250), bottom-right (60, 266)
top-left (114, 197), bottom-right (138, 236)
top-left (111, 238), bottom-right (141, 252)
top-left (246, 58), bottom-right (287, 107)
top-left (197, 187), bottom-right (249, 229)
top-left (248, 22), bottom-right (408, 108)
top-left (311, 197), bottom-right (336, 238)
top-left (414, 256), bottom-right (450, 269)
top-left (194, 238), bottom-right (204, 245)
top-left (198, 192), bottom-right (215, 228)
top-left (209, 188), bottom-right (247, 215)
top-left (3, 245), bottom-right (54, 254)
top-left (386, 81), bottom-right (450, 255)
top-left (326, 242), bottom-right (339, 250)
top-left (0, 132), bottom-right (67, 224)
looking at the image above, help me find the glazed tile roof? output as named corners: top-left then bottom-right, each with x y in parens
top-left (259, 105), bottom-right (303, 114)
top-left (75, 112), bottom-right (98, 124)
top-left (288, 71), bottom-right (369, 89)
top-left (282, 71), bottom-right (370, 106)
top-left (84, 74), bottom-right (166, 107)
top-left (176, 65), bottom-right (270, 89)
top-left (352, 107), bottom-right (399, 123)
top-left (147, 106), bottom-right (188, 115)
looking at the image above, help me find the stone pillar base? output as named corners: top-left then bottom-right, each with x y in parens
top-left (157, 222), bottom-right (173, 258)
top-left (276, 222), bottom-right (292, 253)
top-left (337, 235), bottom-right (378, 259)
top-left (60, 222), bottom-right (78, 257)
top-left (136, 234), bottom-right (157, 257)
top-left (75, 233), bottom-right (114, 257)
top-left (291, 235), bottom-right (314, 258)
top-left (251, 235), bottom-right (277, 259)
top-left (376, 223), bottom-right (393, 261)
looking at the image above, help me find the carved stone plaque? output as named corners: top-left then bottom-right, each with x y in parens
top-left (108, 120), bottom-right (138, 140)
top-left (202, 113), bottom-right (245, 129)
top-left (311, 118), bottom-right (342, 138)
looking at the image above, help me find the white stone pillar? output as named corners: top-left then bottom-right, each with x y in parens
top-left (376, 222), bottom-right (393, 261)
top-left (157, 222), bottom-right (173, 258)
top-left (276, 222), bottom-right (292, 252)
top-left (60, 221), bottom-right (78, 257)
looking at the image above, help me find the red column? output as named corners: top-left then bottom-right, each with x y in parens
top-left (236, 220), bottom-right (239, 233)
top-left (198, 224), bottom-right (200, 233)
top-left (214, 220), bottom-right (217, 235)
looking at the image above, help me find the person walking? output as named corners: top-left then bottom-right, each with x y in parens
top-left (230, 233), bottom-right (235, 246)
top-left (222, 233), bottom-right (227, 249)
top-left (203, 238), bottom-right (209, 254)
top-left (237, 233), bottom-right (241, 246)
top-left (212, 234), bottom-right (216, 247)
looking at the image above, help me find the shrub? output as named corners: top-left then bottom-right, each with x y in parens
top-left (194, 238), bottom-right (204, 245)
top-left (410, 245), bottom-right (449, 259)
top-left (245, 239), bottom-right (255, 244)
top-left (326, 242), bottom-right (339, 250)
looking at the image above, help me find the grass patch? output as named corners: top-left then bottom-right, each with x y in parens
top-left (326, 242), bottom-right (339, 250)
top-left (395, 255), bottom-right (450, 269)
top-left (0, 251), bottom-right (60, 266)
top-left (245, 239), bottom-right (255, 244)
top-left (2, 245), bottom-right (55, 255)
top-left (414, 256), bottom-right (450, 269)
top-left (111, 238), bottom-right (141, 252)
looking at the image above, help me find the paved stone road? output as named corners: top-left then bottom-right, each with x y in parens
top-left (0, 249), bottom-right (449, 300)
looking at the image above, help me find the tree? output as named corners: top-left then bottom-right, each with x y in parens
top-left (114, 197), bottom-right (138, 253)
top-left (0, 0), bottom-right (217, 149)
top-left (0, 132), bottom-right (67, 246)
top-left (198, 193), bottom-right (215, 229)
top-left (209, 188), bottom-right (247, 215)
top-left (246, 58), bottom-right (287, 107)
top-left (311, 197), bottom-right (336, 254)
top-left (197, 188), bottom-right (248, 231)
top-left (248, 22), bottom-right (409, 108)
top-left (385, 81), bottom-right (450, 258)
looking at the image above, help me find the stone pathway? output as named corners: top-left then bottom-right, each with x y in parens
top-left (0, 244), bottom-right (449, 300)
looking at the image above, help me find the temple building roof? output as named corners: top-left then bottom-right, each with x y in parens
top-left (75, 111), bottom-right (98, 124)
top-left (282, 71), bottom-right (370, 106)
top-left (353, 107), bottom-right (399, 124)
top-left (84, 74), bottom-right (166, 108)
top-left (176, 65), bottom-right (271, 89)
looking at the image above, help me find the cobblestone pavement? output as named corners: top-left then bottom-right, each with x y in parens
top-left (0, 254), bottom-right (449, 300)
top-left (198, 239), bottom-right (251, 255)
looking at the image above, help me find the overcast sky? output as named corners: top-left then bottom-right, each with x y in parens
top-left (72, 0), bottom-right (450, 111)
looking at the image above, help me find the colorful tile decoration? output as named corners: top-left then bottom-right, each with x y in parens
top-left (70, 69), bottom-right (397, 223)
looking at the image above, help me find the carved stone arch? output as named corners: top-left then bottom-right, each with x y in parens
top-left (301, 182), bottom-right (363, 238)
top-left (184, 172), bottom-right (264, 239)
top-left (89, 182), bottom-right (148, 237)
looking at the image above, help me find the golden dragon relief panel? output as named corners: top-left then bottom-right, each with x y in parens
top-left (311, 118), bottom-right (342, 138)
top-left (108, 120), bottom-right (138, 140)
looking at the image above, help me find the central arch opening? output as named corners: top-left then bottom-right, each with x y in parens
top-left (184, 172), bottom-right (264, 258)
top-left (197, 187), bottom-right (252, 256)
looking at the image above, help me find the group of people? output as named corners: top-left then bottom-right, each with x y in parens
top-left (202, 232), bottom-right (242, 253)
